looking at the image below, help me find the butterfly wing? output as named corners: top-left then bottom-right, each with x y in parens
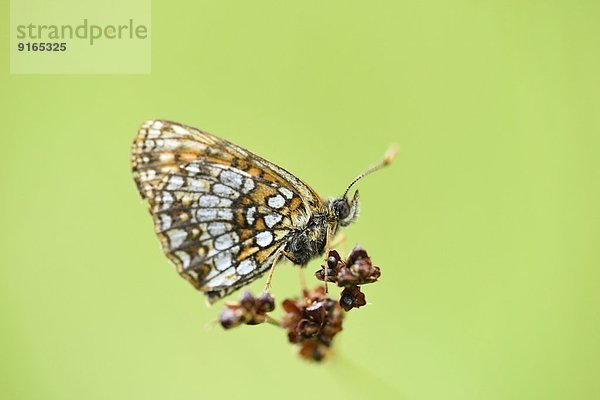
top-left (131, 120), bottom-right (325, 303)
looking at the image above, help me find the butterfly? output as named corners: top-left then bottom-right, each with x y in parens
top-left (131, 120), bottom-right (396, 303)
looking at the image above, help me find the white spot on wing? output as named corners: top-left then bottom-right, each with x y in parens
top-left (268, 194), bottom-right (285, 209)
top-left (279, 187), bottom-right (293, 199)
top-left (199, 195), bottom-right (219, 207)
top-left (219, 198), bottom-right (232, 207)
top-left (215, 232), bottom-right (238, 250)
top-left (214, 252), bottom-right (232, 271)
top-left (161, 139), bottom-right (184, 151)
top-left (160, 192), bottom-right (173, 210)
top-left (199, 195), bottom-right (232, 208)
top-left (196, 208), bottom-right (233, 222)
top-left (220, 170), bottom-right (243, 189)
top-left (187, 178), bottom-right (209, 192)
top-left (144, 139), bottom-right (155, 151)
top-left (197, 208), bottom-right (216, 222)
top-left (166, 176), bottom-right (184, 190)
top-left (167, 229), bottom-right (186, 248)
top-left (172, 125), bottom-right (189, 135)
top-left (246, 207), bottom-right (256, 225)
top-left (184, 163), bottom-right (200, 174)
top-left (218, 209), bottom-right (233, 221)
top-left (208, 222), bottom-right (229, 236)
top-left (237, 259), bottom-right (255, 275)
top-left (175, 251), bottom-right (190, 268)
top-left (255, 231), bottom-right (273, 247)
top-left (264, 213), bottom-right (282, 228)
top-left (143, 169), bottom-right (156, 181)
top-left (159, 152), bottom-right (175, 163)
top-left (213, 183), bottom-right (239, 199)
top-left (206, 270), bottom-right (240, 288)
top-left (160, 214), bottom-right (172, 230)
top-left (148, 129), bottom-right (161, 139)
top-left (242, 178), bottom-right (255, 194)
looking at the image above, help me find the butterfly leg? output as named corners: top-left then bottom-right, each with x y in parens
top-left (323, 224), bottom-right (334, 293)
top-left (263, 250), bottom-right (284, 293)
top-left (281, 250), bottom-right (300, 263)
top-left (321, 232), bottom-right (345, 293)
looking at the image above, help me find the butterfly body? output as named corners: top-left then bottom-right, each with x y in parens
top-left (284, 211), bottom-right (330, 265)
top-left (132, 120), bottom-right (364, 303)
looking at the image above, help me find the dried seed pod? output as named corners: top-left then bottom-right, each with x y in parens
top-left (281, 286), bottom-right (345, 362)
top-left (219, 290), bottom-right (276, 329)
top-left (219, 307), bottom-right (246, 329)
top-left (220, 245), bottom-right (384, 361)
top-left (239, 291), bottom-right (256, 311)
top-left (255, 292), bottom-right (276, 314)
top-left (315, 250), bottom-right (343, 282)
top-left (337, 246), bottom-right (381, 287)
top-left (316, 247), bottom-right (381, 286)
top-left (339, 286), bottom-right (367, 311)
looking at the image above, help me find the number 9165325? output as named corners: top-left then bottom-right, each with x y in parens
top-left (17, 42), bottom-right (67, 52)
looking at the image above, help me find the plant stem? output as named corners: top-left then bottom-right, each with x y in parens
top-left (266, 315), bottom-right (282, 328)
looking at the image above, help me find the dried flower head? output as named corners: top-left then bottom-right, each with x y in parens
top-left (315, 246), bottom-right (381, 287)
top-left (314, 245), bottom-right (382, 312)
top-left (219, 291), bottom-right (275, 329)
top-left (338, 245), bottom-right (382, 287)
top-left (281, 286), bottom-right (344, 361)
top-left (314, 249), bottom-right (342, 283)
top-left (218, 245), bottom-right (384, 361)
top-left (339, 286), bottom-right (367, 311)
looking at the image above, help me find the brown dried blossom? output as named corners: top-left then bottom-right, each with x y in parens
top-left (281, 286), bottom-right (344, 361)
top-left (218, 244), bottom-right (383, 361)
top-left (315, 246), bottom-right (381, 287)
top-left (314, 245), bottom-right (381, 311)
top-left (219, 291), bottom-right (275, 329)
top-left (339, 286), bottom-right (367, 311)
top-left (314, 250), bottom-right (343, 283)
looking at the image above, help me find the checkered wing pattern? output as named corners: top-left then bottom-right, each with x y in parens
top-left (131, 120), bottom-right (324, 303)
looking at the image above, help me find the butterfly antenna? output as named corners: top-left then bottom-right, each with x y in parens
top-left (342, 144), bottom-right (399, 198)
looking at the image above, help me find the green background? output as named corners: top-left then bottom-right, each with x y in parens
top-left (1, 1), bottom-right (599, 399)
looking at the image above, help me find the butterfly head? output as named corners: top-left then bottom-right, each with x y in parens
top-left (331, 191), bottom-right (360, 227)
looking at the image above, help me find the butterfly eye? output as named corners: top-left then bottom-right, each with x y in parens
top-left (333, 198), bottom-right (350, 220)
top-left (333, 191), bottom-right (360, 227)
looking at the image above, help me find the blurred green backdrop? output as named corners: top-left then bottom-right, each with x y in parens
top-left (1, 1), bottom-right (599, 399)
